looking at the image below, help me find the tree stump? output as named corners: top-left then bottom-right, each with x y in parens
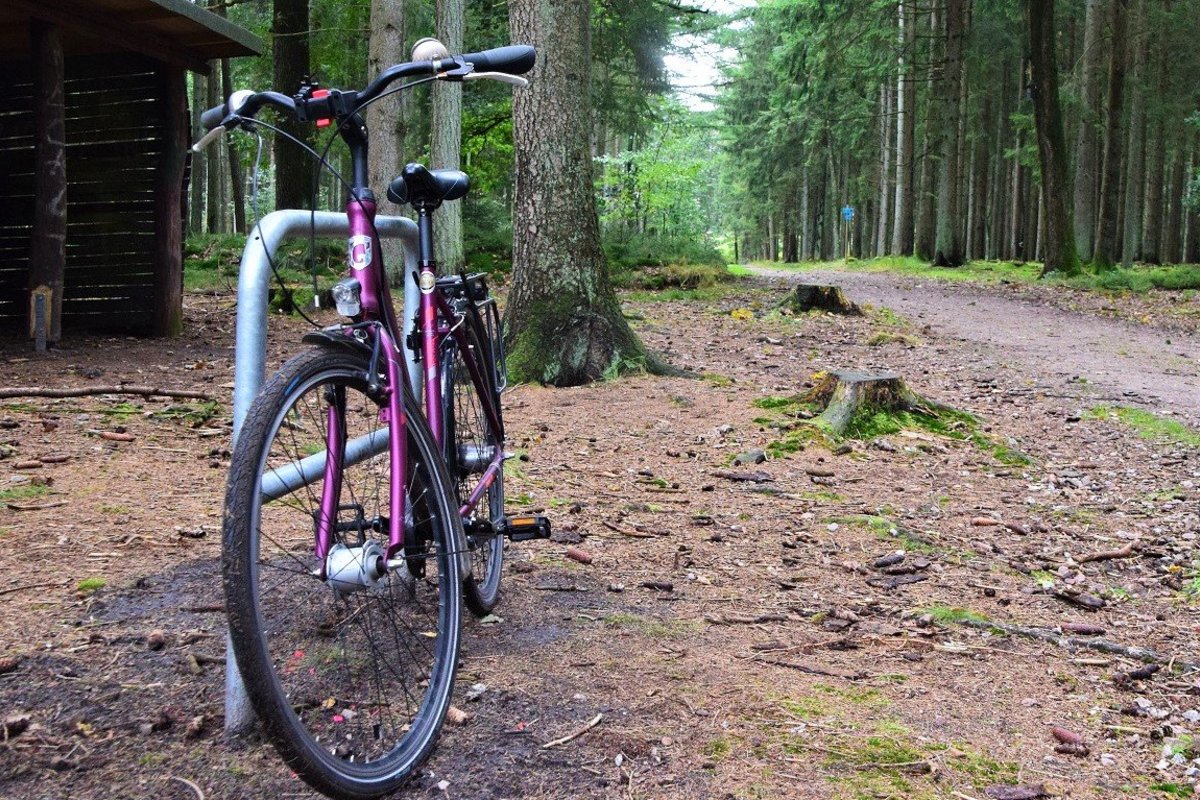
top-left (802, 371), bottom-right (952, 437)
top-left (781, 284), bottom-right (863, 316)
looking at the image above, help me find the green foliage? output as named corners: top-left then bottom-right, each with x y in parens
top-left (1087, 406), bottom-right (1200, 447)
top-left (76, 577), bottom-right (107, 596)
top-left (0, 484), bottom-right (51, 503)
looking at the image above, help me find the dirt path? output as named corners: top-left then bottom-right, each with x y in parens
top-left (751, 265), bottom-right (1200, 424)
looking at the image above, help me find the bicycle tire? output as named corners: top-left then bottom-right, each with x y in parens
top-left (441, 311), bottom-right (505, 616)
top-left (223, 347), bottom-right (462, 800)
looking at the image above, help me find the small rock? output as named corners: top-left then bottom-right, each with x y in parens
top-left (3, 714), bottom-right (30, 739)
top-left (873, 552), bottom-right (905, 569)
top-left (465, 683), bottom-right (488, 702)
top-left (1099, 753), bottom-right (1116, 767)
top-left (436, 779), bottom-right (451, 791)
top-left (511, 561), bottom-right (537, 574)
top-left (608, 583), bottom-right (625, 593)
top-left (733, 449), bottom-right (766, 466)
top-left (0, 656), bottom-right (21, 675)
top-left (147, 630), bottom-right (166, 651)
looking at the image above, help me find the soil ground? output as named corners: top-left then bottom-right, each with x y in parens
top-left (0, 268), bottom-right (1198, 800)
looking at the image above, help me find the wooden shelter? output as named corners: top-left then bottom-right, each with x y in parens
top-left (0, 0), bottom-right (260, 339)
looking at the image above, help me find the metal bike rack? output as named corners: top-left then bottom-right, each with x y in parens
top-left (224, 210), bottom-right (420, 735)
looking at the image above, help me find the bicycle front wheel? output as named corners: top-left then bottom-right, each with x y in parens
top-left (223, 347), bottom-right (462, 800)
top-left (441, 314), bottom-right (505, 616)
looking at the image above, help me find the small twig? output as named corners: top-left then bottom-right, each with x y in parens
top-left (6, 500), bottom-right (68, 511)
top-left (0, 385), bottom-right (214, 401)
top-left (0, 581), bottom-right (62, 598)
top-left (542, 713), bottom-right (602, 749)
top-left (169, 776), bottom-right (205, 800)
top-left (601, 521), bottom-right (653, 539)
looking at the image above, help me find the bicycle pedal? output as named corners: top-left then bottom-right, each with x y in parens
top-left (500, 515), bottom-right (551, 542)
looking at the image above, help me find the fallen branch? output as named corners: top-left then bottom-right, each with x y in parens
top-left (751, 655), bottom-right (868, 681)
top-left (0, 385), bottom-right (214, 402)
top-left (542, 713), bottom-right (602, 749)
top-left (952, 618), bottom-right (1197, 672)
top-left (1077, 541), bottom-right (1138, 563)
top-left (0, 581), bottom-right (63, 598)
top-left (601, 520), bottom-right (653, 539)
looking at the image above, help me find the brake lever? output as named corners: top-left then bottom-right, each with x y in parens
top-left (463, 72), bottom-right (529, 88)
top-left (191, 125), bottom-right (227, 153)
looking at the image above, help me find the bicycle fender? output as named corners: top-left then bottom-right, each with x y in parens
top-left (301, 330), bottom-right (373, 358)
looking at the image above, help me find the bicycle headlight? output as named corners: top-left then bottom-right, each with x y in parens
top-left (331, 277), bottom-right (362, 318)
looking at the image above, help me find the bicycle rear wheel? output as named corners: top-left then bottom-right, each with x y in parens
top-left (223, 347), bottom-right (462, 800)
top-left (441, 313), bottom-right (505, 616)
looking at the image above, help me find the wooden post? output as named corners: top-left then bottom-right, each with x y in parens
top-left (153, 66), bottom-right (187, 336)
top-left (28, 21), bottom-right (66, 345)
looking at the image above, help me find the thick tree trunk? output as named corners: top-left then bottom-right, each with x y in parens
top-left (1025, 0), bottom-right (1080, 275)
top-left (914, 2), bottom-right (941, 261)
top-left (1140, 48), bottom-right (1167, 265)
top-left (154, 66), bottom-right (187, 336)
top-left (1072, 0), bottom-right (1105, 262)
top-left (368, 0), bottom-right (406, 283)
top-left (273, 0), bottom-right (311, 211)
top-left (969, 97), bottom-right (990, 261)
top-left (28, 21), bottom-right (66, 343)
top-left (506, 0), bottom-right (648, 385)
top-left (891, 0), bottom-right (917, 256)
top-left (1122, 0), bottom-right (1147, 266)
top-left (1093, 0), bottom-right (1127, 269)
top-left (432, 0), bottom-right (465, 272)
top-left (933, 0), bottom-right (966, 267)
top-left (1188, 137), bottom-right (1200, 263)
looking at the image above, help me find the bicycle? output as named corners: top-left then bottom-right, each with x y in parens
top-left (199, 40), bottom-right (551, 800)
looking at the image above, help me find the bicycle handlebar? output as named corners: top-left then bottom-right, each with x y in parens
top-left (197, 44), bottom-right (535, 135)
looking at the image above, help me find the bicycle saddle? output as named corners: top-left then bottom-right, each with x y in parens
top-left (387, 163), bottom-right (469, 208)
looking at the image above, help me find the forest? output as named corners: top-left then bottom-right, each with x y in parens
top-left (191, 0), bottom-right (1200, 286)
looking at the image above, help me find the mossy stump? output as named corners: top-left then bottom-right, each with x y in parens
top-left (803, 371), bottom-right (952, 437)
top-left (782, 284), bottom-right (863, 316)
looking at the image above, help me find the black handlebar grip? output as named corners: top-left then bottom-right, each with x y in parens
top-left (458, 45), bottom-right (536, 75)
top-left (200, 103), bottom-right (227, 130)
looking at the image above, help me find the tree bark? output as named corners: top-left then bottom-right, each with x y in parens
top-left (969, 96), bottom-right (990, 261)
top-left (153, 66), bottom-right (187, 336)
top-left (876, 82), bottom-right (892, 257)
top-left (1025, 0), bottom-right (1081, 275)
top-left (205, 62), bottom-right (222, 232)
top-left (1072, 0), bottom-right (1105, 262)
top-left (432, 0), bottom-right (465, 272)
top-left (933, 0), bottom-right (966, 267)
top-left (189, 71), bottom-right (205, 235)
top-left (891, 0), bottom-right (917, 256)
top-left (273, 0), bottom-right (311, 211)
top-left (214, 3), bottom-right (246, 235)
top-left (914, 1), bottom-right (942, 262)
top-left (1093, 0), bottom-right (1127, 269)
top-left (28, 21), bottom-right (66, 343)
top-left (1140, 44), bottom-right (1167, 264)
top-left (1122, 0), bottom-right (1147, 266)
top-left (1163, 140), bottom-right (1185, 263)
top-left (368, 0), bottom-right (406, 283)
top-left (506, 0), bottom-right (650, 386)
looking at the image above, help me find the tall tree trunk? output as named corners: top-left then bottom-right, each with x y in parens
top-left (189, 72), bottom-right (205, 235)
top-left (969, 97), bottom-right (990, 261)
top-left (876, 82), bottom-right (893, 257)
top-left (1188, 136), bottom-right (1200, 263)
top-left (368, 0), bottom-right (406, 283)
top-left (506, 0), bottom-right (649, 385)
top-left (891, 0), bottom-right (917, 256)
top-left (214, 3), bottom-right (246, 234)
top-left (933, 0), bottom-right (966, 267)
top-left (1163, 141), bottom-right (1185, 263)
top-left (432, 0), bottom-right (465, 271)
top-left (273, 0), bottom-right (311, 211)
top-left (1025, 0), bottom-right (1081, 275)
top-left (800, 160), bottom-right (813, 261)
top-left (205, 61), bottom-right (222, 232)
top-left (1072, 0), bottom-right (1105, 262)
top-left (1140, 45), bottom-right (1167, 264)
top-left (915, 1), bottom-right (942, 261)
top-left (1093, 0), bottom-right (1127, 269)
top-left (1122, 0), bottom-right (1147, 266)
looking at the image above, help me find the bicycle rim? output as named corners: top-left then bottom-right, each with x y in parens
top-left (224, 349), bottom-right (461, 799)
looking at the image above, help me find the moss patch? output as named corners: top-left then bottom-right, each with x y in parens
top-left (1087, 406), bottom-right (1200, 447)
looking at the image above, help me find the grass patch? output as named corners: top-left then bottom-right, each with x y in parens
top-left (76, 577), bottom-right (107, 596)
top-left (946, 746), bottom-right (1019, 786)
top-left (0, 484), bottom-right (51, 503)
top-left (727, 264), bottom-right (753, 277)
top-left (1087, 406), bottom-right (1200, 447)
top-left (781, 696), bottom-right (831, 719)
top-left (603, 612), bottom-right (698, 639)
top-left (919, 604), bottom-right (992, 626)
top-left (1150, 783), bottom-right (1195, 799)
top-left (825, 514), bottom-right (896, 537)
top-left (701, 372), bottom-right (735, 388)
top-left (703, 737), bottom-right (732, 761)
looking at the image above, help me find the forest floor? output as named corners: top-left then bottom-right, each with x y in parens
top-left (0, 265), bottom-right (1198, 800)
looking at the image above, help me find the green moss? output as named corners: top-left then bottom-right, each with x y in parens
top-left (826, 514), bottom-right (896, 537)
top-left (919, 604), bottom-right (992, 626)
top-left (754, 395), bottom-right (801, 411)
top-left (701, 372), bottom-right (735, 387)
top-left (1087, 406), bottom-right (1200, 447)
top-left (0, 484), bottom-right (51, 503)
top-left (727, 264), bottom-right (753, 277)
top-left (1151, 783), bottom-right (1196, 798)
top-left (781, 696), bottom-right (830, 719)
top-left (76, 577), bottom-right (107, 595)
top-left (704, 738), bottom-right (732, 761)
top-left (947, 746), bottom-right (1019, 786)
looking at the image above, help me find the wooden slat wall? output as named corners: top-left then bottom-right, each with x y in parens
top-left (0, 54), bottom-right (171, 334)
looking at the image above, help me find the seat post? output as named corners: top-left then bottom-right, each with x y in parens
top-left (415, 206), bottom-right (436, 267)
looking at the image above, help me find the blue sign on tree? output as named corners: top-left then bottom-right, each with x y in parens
top-left (841, 205), bottom-right (855, 222)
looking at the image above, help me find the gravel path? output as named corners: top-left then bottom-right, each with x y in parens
top-left (752, 266), bottom-right (1200, 424)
